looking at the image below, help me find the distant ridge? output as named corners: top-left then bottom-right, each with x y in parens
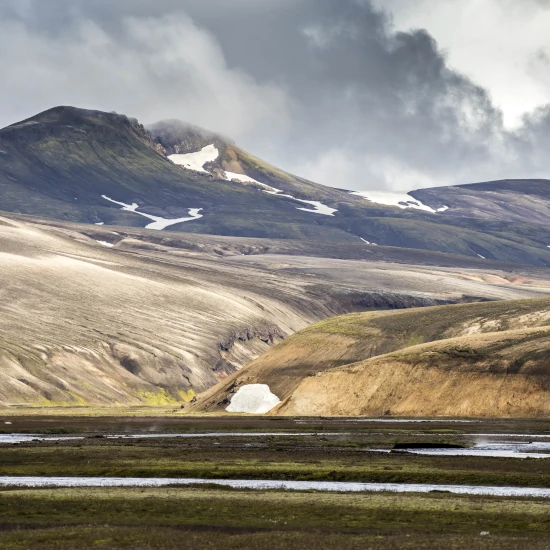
top-left (2, 106), bottom-right (550, 264)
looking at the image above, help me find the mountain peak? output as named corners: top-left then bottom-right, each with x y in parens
top-left (147, 119), bottom-right (234, 156)
top-left (5, 105), bottom-right (141, 131)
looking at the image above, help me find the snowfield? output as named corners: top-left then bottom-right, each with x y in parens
top-left (264, 187), bottom-right (338, 216)
top-left (351, 190), bottom-right (448, 213)
top-left (226, 384), bottom-right (281, 414)
top-left (169, 144), bottom-right (219, 173)
top-left (225, 171), bottom-right (266, 186)
top-left (101, 196), bottom-right (203, 230)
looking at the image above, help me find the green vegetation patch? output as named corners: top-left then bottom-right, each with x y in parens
top-left (2, 437), bottom-right (550, 487)
top-left (1, 487), bottom-right (550, 549)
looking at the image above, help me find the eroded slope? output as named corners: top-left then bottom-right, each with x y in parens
top-left (275, 326), bottom-right (550, 417)
top-left (2, 213), bottom-right (482, 407)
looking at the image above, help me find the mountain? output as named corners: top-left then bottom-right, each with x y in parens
top-left (2, 106), bottom-right (550, 265)
top-left (4, 105), bottom-right (550, 408)
top-left (413, 179), bottom-right (550, 226)
top-left (0, 106), bottom-right (356, 242)
top-left (193, 297), bottom-right (550, 417)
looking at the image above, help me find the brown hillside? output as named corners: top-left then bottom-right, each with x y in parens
top-left (194, 298), bottom-right (550, 415)
top-left (274, 327), bottom-right (550, 417)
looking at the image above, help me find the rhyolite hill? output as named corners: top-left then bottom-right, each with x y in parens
top-left (1, 106), bottom-right (550, 265)
top-left (193, 297), bottom-right (550, 417)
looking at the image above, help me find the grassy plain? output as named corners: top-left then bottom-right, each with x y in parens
top-left (1, 487), bottom-right (550, 549)
top-left (1, 416), bottom-right (549, 548)
top-left (2, 436), bottom-right (550, 487)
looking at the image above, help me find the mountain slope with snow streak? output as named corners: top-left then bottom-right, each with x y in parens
top-left (4, 107), bottom-right (550, 265)
top-left (351, 191), bottom-right (448, 213)
top-left (264, 187), bottom-right (338, 216)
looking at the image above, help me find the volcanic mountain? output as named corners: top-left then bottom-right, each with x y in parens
top-left (1, 106), bottom-right (550, 265)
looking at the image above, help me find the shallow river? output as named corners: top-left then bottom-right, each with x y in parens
top-left (1, 476), bottom-right (549, 498)
top-left (0, 433), bottom-right (342, 444)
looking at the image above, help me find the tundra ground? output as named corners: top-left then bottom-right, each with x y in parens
top-left (1, 416), bottom-right (550, 548)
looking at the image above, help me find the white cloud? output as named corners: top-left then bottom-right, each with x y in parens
top-left (296, 150), bottom-right (441, 191)
top-left (0, 14), bottom-right (290, 142)
top-left (375, 0), bottom-right (550, 128)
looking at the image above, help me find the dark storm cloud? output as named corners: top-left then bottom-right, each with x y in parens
top-left (0, 0), bottom-right (548, 189)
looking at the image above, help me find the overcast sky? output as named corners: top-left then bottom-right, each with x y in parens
top-left (2, 0), bottom-right (550, 190)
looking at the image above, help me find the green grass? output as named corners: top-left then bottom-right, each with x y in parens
top-left (1, 487), bottom-right (549, 549)
top-left (2, 417), bottom-right (550, 548)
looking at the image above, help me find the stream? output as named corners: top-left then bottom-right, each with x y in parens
top-left (1, 476), bottom-right (550, 497)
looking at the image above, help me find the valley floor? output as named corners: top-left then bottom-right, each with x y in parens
top-left (0, 415), bottom-right (549, 548)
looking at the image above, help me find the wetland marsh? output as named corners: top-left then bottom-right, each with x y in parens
top-left (1, 414), bottom-right (550, 548)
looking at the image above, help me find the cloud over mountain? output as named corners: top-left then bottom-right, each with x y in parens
top-left (1, 0), bottom-right (550, 190)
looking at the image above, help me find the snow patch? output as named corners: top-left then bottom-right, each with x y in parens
top-left (96, 241), bottom-right (114, 248)
top-left (225, 171), bottom-right (265, 186)
top-left (101, 196), bottom-right (203, 230)
top-left (226, 384), bottom-right (281, 414)
top-left (477, 254), bottom-right (486, 259)
top-left (296, 200), bottom-right (338, 216)
top-left (95, 222), bottom-right (104, 226)
top-left (169, 144), bottom-right (219, 173)
top-left (264, 187), bottom-right (337, 216)
top-left (360, 238), bottom-right (377, 245)
top-left (351, 191), bottom-right (448, 214)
